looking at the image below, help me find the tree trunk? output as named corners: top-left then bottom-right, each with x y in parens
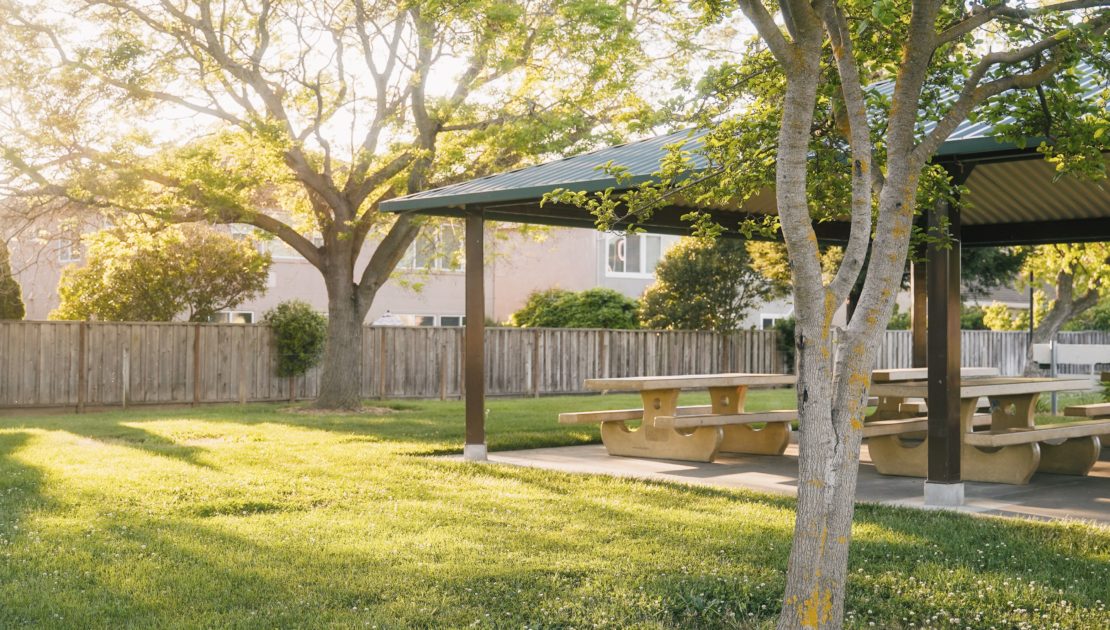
top-left (315, 275), bottom-right (365, 410)
top-left (777, 324), bottom-right (875, 629)
top-left (1022, 272), bottom-right (1099, 376)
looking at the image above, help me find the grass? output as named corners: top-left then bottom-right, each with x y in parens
top-left (0, 390), bottom-right (1107, 628)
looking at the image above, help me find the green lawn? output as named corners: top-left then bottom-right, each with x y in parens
top-left (1, 391), bottom-right (1108, 628)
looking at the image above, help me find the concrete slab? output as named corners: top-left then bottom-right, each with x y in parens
top-left (457, 443), bottom-right (1110, 526)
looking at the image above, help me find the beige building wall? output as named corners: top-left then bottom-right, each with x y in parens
top-left (8, 221), bottom-right (810, 329)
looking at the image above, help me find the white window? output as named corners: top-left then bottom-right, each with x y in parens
top-left (606, 233), bottom-right (664, 278)
top-left (760, 314), bottom-right (784, 330)
top-left (208, 311), bottom-right (255, 324)
top-left (398, 223), bottom-right (464, 272)
top-left (393, 314), bottom-right (466, 327)
top-left (58, 231), bottom-right (82, 263)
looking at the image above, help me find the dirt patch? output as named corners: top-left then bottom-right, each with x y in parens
top-left (280, 405), bottom-right (396, 416)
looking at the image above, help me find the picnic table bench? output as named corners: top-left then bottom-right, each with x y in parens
top-left (1062, 370), bottom-right (1110, 446)
top-left (867, 376), bottom-right (1104, 484)
top-left (559, 373), bottom-right (796, 462)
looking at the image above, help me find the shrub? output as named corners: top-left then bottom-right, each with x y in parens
top-left (510, 287), bottom-right (639, 329)
top-left (265, 300), bottom-right (327, 377)
top-left (773, 316), bottom-right (796, 373)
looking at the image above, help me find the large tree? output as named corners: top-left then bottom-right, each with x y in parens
top-left (556, 2), bottom-right (1109, 627)
top-left (0, 0), bottom-right (687, 408)
top-left (712, 3), bottom-right (1108, 627)
top-left (51, 221), bottom-right (271, 322)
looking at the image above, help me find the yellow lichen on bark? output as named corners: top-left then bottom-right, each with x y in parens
top-left (800, 585), bottom-right (833, 628)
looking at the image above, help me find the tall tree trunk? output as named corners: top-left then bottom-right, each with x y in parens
top-left (315, 269), bottom-right (366, 410)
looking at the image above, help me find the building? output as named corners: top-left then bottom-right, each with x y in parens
top-left (6, 220), bottom-right (796, 329)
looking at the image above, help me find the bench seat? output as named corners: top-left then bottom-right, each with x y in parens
top-left (963, 420), bottom-right (1110, 448)
top-left (653, 410), bottom-right (796, 429)
top-left (1063, 403), bottom-right (1110, 418)
top-left (558, 405), bottom-right (712, 425)
top-left (863, 413), bottom-right (992, 438)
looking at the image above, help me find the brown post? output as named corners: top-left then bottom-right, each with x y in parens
top-left (192, 323), bottom-right (201, 405)
top-left (925, 161), bottom-right (970, 506)
top-left (464, 208), bottom-right (487, 460)
top-left (76, 321), bottom-right (88, 413)
top-left (289, 375), bottom-right (296, 403)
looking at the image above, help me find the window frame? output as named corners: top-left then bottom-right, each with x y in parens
top-left (604, 233), bottom-right (663, 279)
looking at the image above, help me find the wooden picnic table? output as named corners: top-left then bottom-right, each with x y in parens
top-left (866, 376), bottom-right (1103, 484)
top-left (559, 373), bottom-right (796, 462)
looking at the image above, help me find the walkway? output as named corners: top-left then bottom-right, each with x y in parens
top-left (468, 443), bottom-right (1110, 525)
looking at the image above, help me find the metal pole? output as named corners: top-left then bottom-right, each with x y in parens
top-left (1050, 333), bottom-right (1058, 415)
top-left (464, 209), bottom-right (487, 461)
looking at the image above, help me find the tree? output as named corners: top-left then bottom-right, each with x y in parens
top-left (0, 1), bottom-right (689, 408)
top-left (1064, 296), bottom-right (1110, 331)
top-left (51, 222), bottom-right (271, 322)
top-left (962, 247), bottom-right (1028, 299)
top-left (554, 2), bottom-right (1109, 626)
top-left (1016, 244), bottom-right (1110, 373)
top-left (639, 237), bottom-right (773, 332)
top-left (510, 287), bottom-right (639, 329)
top-left (0, 238), bottom-right (24, 320)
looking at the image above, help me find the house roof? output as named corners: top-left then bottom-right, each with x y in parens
top-left (381, 65), bottom-right (1110, 246)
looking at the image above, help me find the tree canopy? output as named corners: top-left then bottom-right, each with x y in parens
top-left (51, 221), bottom-right (271, 322)
top-left (639, 237), bottom-right (773, 332)
top-left (0, 0), bottom-right (694, 408)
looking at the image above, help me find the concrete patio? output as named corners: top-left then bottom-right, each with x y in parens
top-left (466, 442), bottom-right (1110, 525)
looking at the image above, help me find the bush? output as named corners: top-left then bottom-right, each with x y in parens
top-left (773, 316), bottom-right (796, 373)
top-left (510, 287), bottom-right (639, 329)
top-left (265, 301), bottom-right (327, 377)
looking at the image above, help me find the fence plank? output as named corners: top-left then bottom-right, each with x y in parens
top-left (15, 321), bottom-right (1098, 409)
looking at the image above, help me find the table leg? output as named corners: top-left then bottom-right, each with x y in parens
top-left (1039, 436), bottom-right (1101, 475)
top-left (962, 394), bottom-right (1039, 485)
top-left (599, 388), bottom-right (722, 462)
top-left (983, 393), bottom-right (1101, 475)
top-left (712, 385), bottom-right (791, 455)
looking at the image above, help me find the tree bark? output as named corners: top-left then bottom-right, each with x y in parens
top-left (315, 266), bottom-right (367, 410)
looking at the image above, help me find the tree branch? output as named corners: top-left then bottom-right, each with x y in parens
top-left (820, 3), bottom-right (874, 306)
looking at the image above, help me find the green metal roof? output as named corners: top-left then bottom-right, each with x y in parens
top-left (381, 66), bottom-right (1110, 245)
top-left (381, 127), bottom-right (710, 213)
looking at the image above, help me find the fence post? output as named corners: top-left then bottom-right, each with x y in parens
top-left (238, 329), bottom-right (248, 405)
top-left (439, 334), bottom-right (448, 401)
top-left (192, 324), bottom-right (201, 405)
top-left (532, 329), bottom-right (541, 398)
top-left (121, 346), bottom-right (130, 409)
top-left (379, 327), bottom-right (387, 400)
top-left (77, 322), bottom-right (88, 413)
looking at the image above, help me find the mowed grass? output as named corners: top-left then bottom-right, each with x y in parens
top-left (0, 390), bottom-right (1107, 629)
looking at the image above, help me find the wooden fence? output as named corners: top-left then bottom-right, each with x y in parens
top-left (4, 321), bottom-right (1106, 410)
top-left (0, 322), bottom-right (781, 409)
